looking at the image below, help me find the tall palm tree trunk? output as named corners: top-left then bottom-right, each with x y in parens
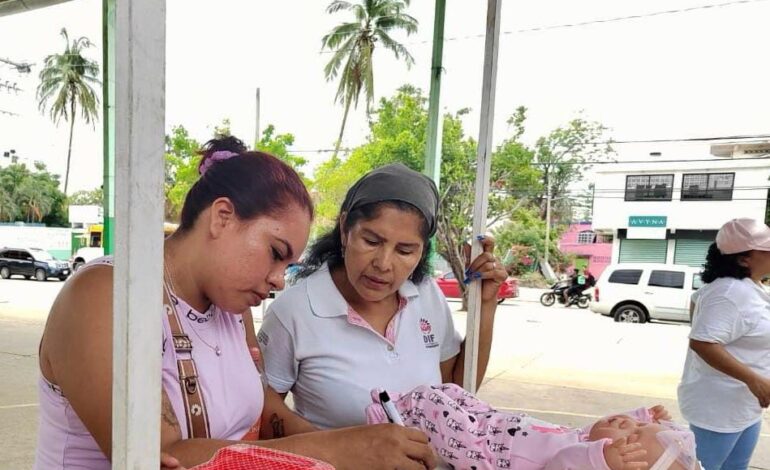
top-left (333, 98), bottom-right (353, 158)
top-left (64, 96), bottom-right (77, 194)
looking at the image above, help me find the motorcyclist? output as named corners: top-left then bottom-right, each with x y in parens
top-left (562, 269), bottom-right (586, 305)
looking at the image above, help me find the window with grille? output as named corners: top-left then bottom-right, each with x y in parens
top-left (625, 174), bottom-right (674, 201)
top-left (681, 173), bottom-right (734, 201)
top-left (577, 231), bottom-right (596, 244)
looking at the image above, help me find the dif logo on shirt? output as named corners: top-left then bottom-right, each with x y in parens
top-left (420, 318), bottom-right (438, 349)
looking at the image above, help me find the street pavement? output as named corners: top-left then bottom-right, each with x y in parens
top-left (2, 279), bottom-right (770, 469)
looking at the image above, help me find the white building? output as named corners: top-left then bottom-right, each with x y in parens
top-left (591, 142), bottom-right (770, 268)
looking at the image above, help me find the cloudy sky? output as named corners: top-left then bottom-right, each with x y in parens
top-left (1, 0), bottom-right (768, 193)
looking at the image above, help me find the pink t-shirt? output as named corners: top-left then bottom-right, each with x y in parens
top-left (34, 257), bottom-right (264, 469)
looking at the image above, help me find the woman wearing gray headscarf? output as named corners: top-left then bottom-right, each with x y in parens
top-left (256, 163), bottom-right (507, 430)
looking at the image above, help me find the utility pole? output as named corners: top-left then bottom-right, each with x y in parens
top-left (544, 170), bottom-right (552, 268)
top-left (254, 87), bottom-right (261, 146)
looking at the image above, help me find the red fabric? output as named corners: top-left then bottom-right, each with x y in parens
top-left (191, 445), bottom-right (335, 470)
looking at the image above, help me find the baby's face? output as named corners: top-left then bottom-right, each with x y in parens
top-left (589, 415), bottom-right (667, 465)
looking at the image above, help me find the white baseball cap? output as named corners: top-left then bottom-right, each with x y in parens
top-left (715, 218), bottom-right (770, 255)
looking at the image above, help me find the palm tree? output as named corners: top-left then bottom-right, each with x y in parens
top-left (37, 28), bottom-right (101, 194)
top-left (17, 180), bottom-right (54, 223)
top-left (321, 0), bottom-right (418, 156)
top-left (0, 186), bottom-right (19, 222)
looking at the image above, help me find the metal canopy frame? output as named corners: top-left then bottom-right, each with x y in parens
top-left (5, 0), bottom-right (501, 463)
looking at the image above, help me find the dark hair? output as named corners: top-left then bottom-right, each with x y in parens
top-left (178, 136), bottom-right (313, 232)
top-left (700, 242), bottom-right (751, 283)
top-left (299, 201), bottom-right (432, 284)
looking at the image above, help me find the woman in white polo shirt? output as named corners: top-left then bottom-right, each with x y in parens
top-left (257, 163), bottom-right (507, 429)
top-left (678, 218), bottom-right (770, 470)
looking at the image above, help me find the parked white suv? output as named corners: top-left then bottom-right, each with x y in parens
top-left (70, 247), bottom-right (104, 271)
top-left (590, 263), bottom-right (703, 323)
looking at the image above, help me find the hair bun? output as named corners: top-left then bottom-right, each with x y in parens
top-left (199, 136), bottom-right (247, 162)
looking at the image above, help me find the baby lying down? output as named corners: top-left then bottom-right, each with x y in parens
top-left (366, 384), bottom-right (699, 470)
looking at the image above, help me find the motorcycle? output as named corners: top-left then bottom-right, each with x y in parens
top-left (539, 280), bottom-right (591, 309)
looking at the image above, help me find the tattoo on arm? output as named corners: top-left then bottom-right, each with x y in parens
top-left (161, 391), bottom-right (180, 430)
top-left (269, 413), bottom-right (285, 438)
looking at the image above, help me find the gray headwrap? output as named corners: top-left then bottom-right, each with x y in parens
top-left (340, 163), bottom-right (440, 237)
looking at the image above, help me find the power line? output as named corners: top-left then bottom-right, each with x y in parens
top-left (319, 0), bottom-right (768, 54)
top-left (287, 149), bottom-right (770, 166)
top-left (586, 196), bottom-right (770, 201)
top-left (589, 134), bottom-right (770, 145)
top-left (533, 155), bottom-right (770, 166)
top-left (500, 0), bottom-right (767, 36)
top-left (288, 135), bottom-right (770, 154)
top-left (0, 108), bottom-right (19, 116)
top-left (502, 185), bottom-right (770, 195)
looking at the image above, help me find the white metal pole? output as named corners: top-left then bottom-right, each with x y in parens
top-left (463, 0), bottom-right (502, 394)
top-left (112, 0), bottom-right (166, 467)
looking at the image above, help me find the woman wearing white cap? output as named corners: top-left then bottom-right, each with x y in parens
top-left (678, 218), bottom-right (770, 469)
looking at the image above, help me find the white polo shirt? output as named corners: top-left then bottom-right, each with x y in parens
top-left (678, 277), bottom-right (770, 432)
top-left (258, 263), bottom-right (463, 429)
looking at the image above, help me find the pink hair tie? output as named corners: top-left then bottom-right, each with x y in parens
top-left (199, 150), bottom-right (238, 176)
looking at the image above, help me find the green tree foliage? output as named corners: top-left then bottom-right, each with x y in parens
top-left (0, 162), bottom-right (67, 226)
top-left (255, 125), bottom-right (309, 181)
top-left (165, 126), bottom-right (202, 222)
top-left (313, 86), bottom-right (610, 305)
top-left (311, 85), bottom-right (429, 230)
top-left (312, 153), bottom-right (373, 233)
top-left (312, 86), bottom-right (541, 299)
top-left (532, 112), bottom-right (614, 224)
top-left (436, 109), bottom-right (543, 299)
top-left (164, 122), bottom-right (309, 222)
top-left (69, 187), bottom-right (103, 205)
top-left (491, 208), bottom-right (570, 275)
top-left (321, 0), bottom-right (418, 156)
top-left (36, 28), bottom-right (101, 194)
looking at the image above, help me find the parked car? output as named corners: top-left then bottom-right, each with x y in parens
top-left (436, 271), bottom-right (519, 304)
top-left (589, 263), bottom-right (703, 323)
top-left (70, 246), bottom-right (104, 271)
top-left (0, 247), bottom-right (71, 281)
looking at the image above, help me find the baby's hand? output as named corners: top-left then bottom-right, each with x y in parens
top-left (648, 405), bottom-right (671, 423)
top-left (603, 438), bottom-right (648, 470)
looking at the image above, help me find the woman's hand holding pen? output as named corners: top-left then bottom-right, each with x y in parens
top-left (323, 424), bottom-right (436, 470)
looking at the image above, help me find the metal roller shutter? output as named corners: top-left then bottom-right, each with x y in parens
top-left (619, 239), bottom-right (667, 263)
top-left (674, 239), bottom-right (712, 267)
